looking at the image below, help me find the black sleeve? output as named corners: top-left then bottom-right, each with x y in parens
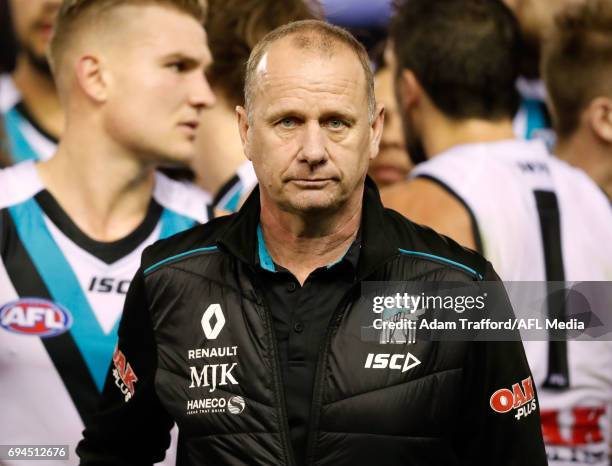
top-left (455, 262), bottom-right (548, 466)
top-left (77, 268), bottom-right (174, 465)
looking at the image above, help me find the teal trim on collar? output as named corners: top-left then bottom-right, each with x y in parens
top-left (5, 107), bottom-right (40, 163)
top-left (523, 98), bottom-right (548, 140)
top-left (144, 246), bottom-right (218, 275)
top-left (257, 224), bottom-right (276, 272)
top-left (257, 224), bottom-right (359, 273)
top-left (398, 249), bottom-right (483, 280)
top-left (326, 243), bottom-right (352, 269)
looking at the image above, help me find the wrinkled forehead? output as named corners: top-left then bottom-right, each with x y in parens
top-left (254, 39), bottom-right (368, 109)
top-left (262, 36), bottom-right (364, 79)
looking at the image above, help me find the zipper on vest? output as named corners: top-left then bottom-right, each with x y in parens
top-left (304, 285), bottom-right (358, 465)
top-left (254, 290), bottom-right (297, 466)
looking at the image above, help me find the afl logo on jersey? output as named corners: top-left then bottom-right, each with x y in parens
top-left (0, 298), bottom-right (73, 337)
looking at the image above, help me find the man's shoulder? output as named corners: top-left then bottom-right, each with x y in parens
top-left (381, 178), bottom-right (473, 226)
top-left (0, 74), bottom-right (20, 113)
top-left (213, 161), bottom-right (258, 212)
top-left (153, 172), bottom-right (213, 224)
top-left (549, 156), bottom-right (612, 229)
top-left (550, 156), bottom-right (607, 197)
top-left (411, 138), bottom-right (544, 176)
top-left (0, 161), bottom-right (44, 210)
top-left (141, 214), bottom-right (233, 276)
top-left (382, 206), bottom-right (489, 281)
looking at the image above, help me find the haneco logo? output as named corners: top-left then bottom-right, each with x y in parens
top-left (0, 298), bottom-right (73, 337)
top-left (364, 352), bottom-right (421, 373)
top-left (185, 395), bottom-right (246, 416)
top-left (201, 304), bottom-right (225, 340)
top-left (228, 396), bottom-right (246, 415)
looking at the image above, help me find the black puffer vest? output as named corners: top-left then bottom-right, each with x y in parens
top-left (140, 179), bottom-right (545, 466)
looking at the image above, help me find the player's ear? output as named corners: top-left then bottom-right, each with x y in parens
top-left (587, 96), bottom-right (612, 143)
top-left (236, 106), bottom-right (252, 161)
top-left (75, 54), bottom-right (108, 103)
top-left (397, 69), bottom-right (422, 113)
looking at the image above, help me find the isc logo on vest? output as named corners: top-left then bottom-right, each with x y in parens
top-left (364, 352), bottom-right (421, 373)
top-left (0, 298), bottom-right (73, 337)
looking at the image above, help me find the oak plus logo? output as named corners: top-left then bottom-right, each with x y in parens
top-left (112, 346), bottom-right (138, 402)
top-left (364, 352), bottom-right (421, 373)
top-left (201, 304), bottom-right (225, 340)
top-left (490, 376), bottom-right (537, 420)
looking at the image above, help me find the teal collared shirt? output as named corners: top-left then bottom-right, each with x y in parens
top-left (256, 223), bottom-right (360, 273)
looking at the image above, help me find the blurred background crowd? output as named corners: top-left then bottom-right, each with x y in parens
top-left (6, 0), bottom-right (607, 198)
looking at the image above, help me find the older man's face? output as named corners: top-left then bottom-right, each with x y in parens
top-left (239, 38), bottom-right (382, 215)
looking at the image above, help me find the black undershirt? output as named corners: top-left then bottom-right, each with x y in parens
top-left (34, 190), bottom-right (162, 264)
top-left (257, 238), bottom-right (360, 465)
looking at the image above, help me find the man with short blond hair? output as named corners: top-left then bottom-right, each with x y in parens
top-left (48, 0), bottom-right (207, 75)
top-left (0, 0), bottom-right (214, 463)
top-left (78, 19), bottom-right (545, 465)
top-left (542, 0), bottom-right (612, 199)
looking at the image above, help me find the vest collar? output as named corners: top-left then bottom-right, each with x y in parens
top-left (217, 176), bottom-right (399, 280)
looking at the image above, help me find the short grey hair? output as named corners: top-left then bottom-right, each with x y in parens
top-left (244, 19), bottom-right (376, 122)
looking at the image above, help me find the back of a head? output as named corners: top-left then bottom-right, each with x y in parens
top-left (543, 0), bottom-right (612, 141)
top-left (391, 0), bottom-right (521, 121)
top-left (206, 0), bottom-right (319, 108)
top-left (49, 0), bottom-right (206, 87)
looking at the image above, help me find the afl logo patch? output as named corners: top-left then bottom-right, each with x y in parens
top-left (0, 298), bottom-right (73, 337)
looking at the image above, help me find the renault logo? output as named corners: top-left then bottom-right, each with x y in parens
top-left (201, 304), bottom-right (225, 339)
